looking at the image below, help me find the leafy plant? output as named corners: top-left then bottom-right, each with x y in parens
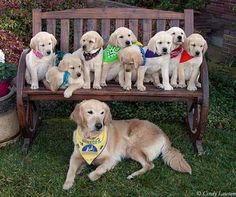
top-left (0, 62), bottom-right (17, 81)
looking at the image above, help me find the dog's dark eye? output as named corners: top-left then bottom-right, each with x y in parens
top-left (128, 34), bottom-right (131, 37)
top-left (172, 32), bottom-right (175, 35)
top-left (192, 44), bottom-right (196, 47)
top-left (181, 32), bottom-right (183, 35)
top-left (200, 45), bottom-right (203, 47)
top-left (88, 110), bottom-right (93, 114)
top-left (158, 42), bottom-right (162, 44)
top-left (119, 35), bottom-right (124, 39)
top-left (49, 42), bottom-right (51, 45)
top-left (89, 40), bottom-right (93, 43)
top-left (167, 42), bottom-right (171, 44)
top-left (83, 39), bottom-right (85, 42)
top-left (41, 44), bottom-right (45, 47)
top-left (70, 67), bottom-right (74, 69)
top-left (100, 111), bottom-right (104, 115)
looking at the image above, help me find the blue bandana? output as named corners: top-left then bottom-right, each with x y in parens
top-left (145, 49), bottom-right (162, 58)
top-left (139, 46), bottom-right (146, 66)
top-left (60, 71), bottom-right (70, 88)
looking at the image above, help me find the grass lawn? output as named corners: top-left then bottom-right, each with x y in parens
top-left (0, 47), bottom-right (235, 196)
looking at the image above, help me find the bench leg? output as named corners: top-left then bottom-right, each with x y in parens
top-left (187, 101), bottom-right (208, 155)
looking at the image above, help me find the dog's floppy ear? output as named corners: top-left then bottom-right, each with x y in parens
top-left (58, 59), bottom-right (68, 72)
top-left (108, 32), bottom-right (117, 46)
top-left (132, 53), bottom-right (143, 69)
top-left (103, 102), bottom-right (112, 126)
top-left (130, 31), bottom-right (137, 43)
top-left (203, 39), bottom-right (208, 55)
top-left (70, 102), bottom-right (86, 127)
top-left (30, 35), bottom-right (38, 50)
top-left (50, 34), bottom-right (57, 49)
top-left (95, 35), bottom-right (104, 49)
top-left (147, 36), bottom-right (157, 53)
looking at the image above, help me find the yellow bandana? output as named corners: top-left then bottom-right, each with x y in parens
top-left (76, 127), bottom-right (108, 165)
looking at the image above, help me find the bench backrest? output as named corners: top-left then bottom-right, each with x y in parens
top-left (32, 8), bottom-right (194, 52)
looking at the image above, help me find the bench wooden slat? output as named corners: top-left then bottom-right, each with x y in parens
top-left (184, 9), bottom-right (194, 36)
top-left (60, 19), bottom-right (70, 52)
top-left (170, 19), bottom-right (180, 27)
top-left (46, 19), bottom-right (56, 35)
top-left (87, 19), bottom-right (97, 31)
top-left (116, 19), bottom-right (125, 28)
top-left (142, 19), bottom-right (152, 45)
top-left (74, 19), bottom-right (83, 50)
top-left (129, 19), bottom-right (139, 38)
top-left (101, 19), bottom-right (110, 43)
top-left (32, 9), bottom-right (42, 36)
top-left (156, 20), bottom-right (166, 31)
top-left (40, 8), bottom-right (185, 20)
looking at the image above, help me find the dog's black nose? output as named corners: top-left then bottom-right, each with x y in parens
top-left (125, 41), bottom-right (131, 46)
top-left (162, 48), bottom-right (167, 53)
top-left (83, 45), bottom-right (86, 50)
top-left (195, 51), bottom-right (200, 56)
top-left (95, 123), bottom-right (103, 131)
top-left (177, 36), bottom-right (182, 41)
top-left (77, 73), bottom-right (81, 77)
top-left (47, 51), bottom-right (51, 55)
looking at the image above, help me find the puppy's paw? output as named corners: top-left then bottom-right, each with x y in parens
top-left (127, 174), bottom-right (134, 180)
top-left (64, 90), bottom-right (72, 98)
top-left (63, 180), bottom-right (74, 190)
top-left (100, 81), bottom-right (107, 87)
top-left (196, 82), bottom-right (201, 88)
top-left (31, 83), bottom-right (39, 89)
top-left (123, 85), bottom-right (132, 91)
top-left (88, 172), bottom-right (100, 181)
top-left (83, 83), bottom-right (91, 89)
top-left (178, 83), bottom-right (187, 88)
top-left (187, 85), bottom-right (197, 91)
top-left (93, 84), bottom-right (102, 89)
top-left (163, 84), bottom-right (173, 91)
top-left (171, 83), bottom-right (178, 88)
top-left (137, 85), bottom-right (146, 91)
top-left (154, 83), bottom-right (164, 89)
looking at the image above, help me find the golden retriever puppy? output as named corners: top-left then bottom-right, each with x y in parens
top-left (167, 27), bottom-right (186, 87)
top-left (73, 31), bottom-right (103, 89)
top-left (45, 54), bottom-right (84, 98)
top-left (100, 27), bottom-right (137, 86)
top-left (25, 31), bottom-right (57, 89)
top-left (137, 31), bottom-right (173, 91)
top-left (118, 45), bottom-right (143, 90)
top-left (63, 99), bottom-right (192, 190)
top-left (178, 33), bottom-right (208, 91)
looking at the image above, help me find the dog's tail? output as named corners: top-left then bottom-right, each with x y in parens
top-left (161, 139), bottom-right (192, 174)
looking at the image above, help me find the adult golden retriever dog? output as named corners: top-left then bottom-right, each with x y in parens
top-left (100, 27), bottom-right (137, 86)
top-left (63, 99), bottom-right (192, 190)
top-left (25, 31), bottom-right (57, 89)
top-left (73, 31), bottom-right (104, 89)
top-left (178, 33), bottom-right (208, 91)
top-left (45, 54), bottom-right (84, 98)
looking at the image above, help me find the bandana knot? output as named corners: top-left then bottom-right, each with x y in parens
top-left (83, 48), bottom-right (101, 61)
top-left (33, 50), bottom-right (44, 59)
top-left (170, 46), bottom-right (183, 59)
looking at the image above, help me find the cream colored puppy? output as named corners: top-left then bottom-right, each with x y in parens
top-left (63, 99), bottom-right (192, 190)
top-left (45, 54), bottom-right (84, 98)
top-left (118, 45), bottom-right (143, 90)
top-left (73, 31), bottom-right (103, 89)
top-left (137, 31), bottom-right (173, 91)
top-left (25, 31), bottom-right (57, 89)
top-left (178, 34), bottom-right (208, 91)
top-left (167, 27), bottom-right (186, 87)
top-left (100, 27), bottom-right (137, 86)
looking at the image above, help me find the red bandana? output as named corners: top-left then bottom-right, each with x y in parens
top-left (33, 50), bottom-right (43, 59)
top-left (180, 50), bottom-right (194, 63)
top-left (170, 46), bottom-right (183, 59)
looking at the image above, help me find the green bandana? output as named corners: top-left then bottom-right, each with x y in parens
top-left (103, 41), bottom-right (143, 64)
top-left (103, 44), bottom-right (121, 63)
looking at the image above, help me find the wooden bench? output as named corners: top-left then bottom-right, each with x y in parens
top-left (16, 8), bottom-right (209, 154)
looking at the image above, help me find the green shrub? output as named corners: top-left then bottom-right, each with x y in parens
top-left (0, 62), bottom-right (17, 81)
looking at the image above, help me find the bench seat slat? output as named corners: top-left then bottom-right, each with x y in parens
top-left (170, 19), bottom-right (180, 27)
top-left (116, 19), bottom-right (125, 28)
top-left (46, 19), bottom-right (56, 35)
top-left (129, 19), bottom-right (139, 38)
top-left (74, 19), bottom-right (83, 51)
top-left (87, 19), bottom-right (97, 31)
top-left (60, 19), bottom-right (70, 52)
top-left (101, 19), bottom-right (110, 43)
top-left (142, 19), bottom-right (152, 45)
top-left (156, 20), bottom-right (166, 31)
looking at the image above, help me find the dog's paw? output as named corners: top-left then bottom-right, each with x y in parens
top-left (196, 82), bottom-right (201, 88)
top-left (127, 174), bottom-right (134, 180)
top-left (88, 172), bottom-right (100, 181)
top-left (64, 90), bottom-right (72, 98)
top-left (163, 84), bottom-right (173, 91)
top-left (137, 85), bottom-right (146, 91)
top-left (93, 84), bottom-right (102, 90)
top-left (178, 83), bottom-right (187, 88)
top-left (83, 84), bottom-right (91, 89)
top-left (123, 85), bottom-right (132, 91)
top-left (63, 181), bottom-right (74, 190)
top-left (100, 81), bottom-right (107, 87)
top-left (171, 83), bottom-right (178, 88)
top-left (154, 83), bottom-right (164, 89)
top-left (187, 85), bottom-right (197, 91)
top-left (31, 83), bottom-right (39, 89)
